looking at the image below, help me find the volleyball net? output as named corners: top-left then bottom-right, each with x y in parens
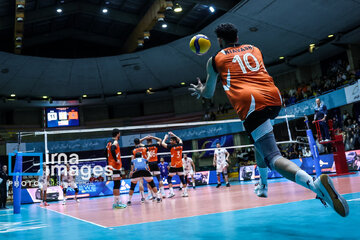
top-left (9, 114), bottom-right (309, 184)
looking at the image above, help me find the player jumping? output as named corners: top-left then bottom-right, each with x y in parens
top-left (189, 23), bottom-right (349, 217)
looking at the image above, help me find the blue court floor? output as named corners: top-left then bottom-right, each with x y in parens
top-left (1, 175), bottom-right (360, 240)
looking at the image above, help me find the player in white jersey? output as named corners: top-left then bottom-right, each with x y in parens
top-left (182, 154), bottom-right (196, 189)
top-left (213, 143), bottom-right (230, 188)
top-left (38, 164), bottom-right (50, 206)
top-left (61, 164), bottom-right (80, 205)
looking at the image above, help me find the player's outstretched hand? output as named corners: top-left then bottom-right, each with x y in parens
top-left (189, 77), bottom-right (204, 99)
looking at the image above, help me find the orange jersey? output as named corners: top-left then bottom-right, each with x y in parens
top-left (147, 144), bottom-right (159, 162)
top-left (132, 146), bottom-right (148, 158)
top-left (213, 44), bottom-right (282, 120)
top-left (106, 141), bottom-right (122, 170)
top-left (168, 144), bottom-right (183, 168)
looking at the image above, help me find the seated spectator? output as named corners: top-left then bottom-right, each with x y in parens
top-left (96, 175), bottom-right (104, 182)
top-left (302, 147), bottom-right (312, 157)
top-left (89, 174), bottom-right (97, 183)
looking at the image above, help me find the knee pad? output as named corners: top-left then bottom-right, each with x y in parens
top-left (113, 180), bottom-right (121, 189)
top-left (74, 188), bottom-right (79, 193)
top-left (62, 188), bottom-right (67, 194)
top-left (148, 180), bottom-right (155, 188)
top-left (179, 175), bottom-right (186, 184)
top-left (167, 176), bottom-right (173, 184)
top-left (130, 182), bottom-right (136, 191)
top-left (253, 132), bottom-right (282, 169)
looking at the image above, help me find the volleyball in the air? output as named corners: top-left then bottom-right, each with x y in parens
top-left (189, 34), bottom-right (211, 55)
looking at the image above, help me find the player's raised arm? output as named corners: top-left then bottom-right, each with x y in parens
top-left (139, 136), bottom-right (148, 142)
top-left (189, 57), bottom-right (218, 99)
top-left (150, 136), bottom-right (162, 144)
top-left (161, 134), bottom-right (169, 148)
top-left (225, 149), bottom-right (230, 161)
top-left (169, 132), bottom-right (183, 144)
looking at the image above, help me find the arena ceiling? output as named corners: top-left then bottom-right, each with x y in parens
top-left (0, 0), bottom-right (360, 107)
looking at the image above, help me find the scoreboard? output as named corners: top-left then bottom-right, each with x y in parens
top-left (46, 107), bottom-right (80, 128)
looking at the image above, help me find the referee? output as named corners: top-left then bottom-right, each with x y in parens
top-left (0, 164), bottom-right (9, 209)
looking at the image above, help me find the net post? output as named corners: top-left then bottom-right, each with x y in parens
top-left (304, 116), bottom-right (321, 177)
top-left (13, 153), bottom-right (23, 214)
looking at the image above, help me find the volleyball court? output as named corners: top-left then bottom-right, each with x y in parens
top-left (4, 115), bottom-right (360, 238)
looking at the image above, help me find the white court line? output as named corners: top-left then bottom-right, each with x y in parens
top-left (348, 198), bottom-right (360, 202)
top-left (43, 206), bottom-right (108, 229)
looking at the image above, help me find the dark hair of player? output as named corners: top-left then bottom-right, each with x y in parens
top-left (135, 152), bottom-right (142, 158)
top-left (134, 138), bottom-right (140, 145)
top-left (215, 23), bottom-right (238, 43)
top-left (112, 128), bottom-right (120, 137)
top-left (170, 136), bottom-right (178, 143)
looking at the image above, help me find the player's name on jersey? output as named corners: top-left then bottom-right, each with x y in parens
top-left (223, 45), bottom-right (253, 55)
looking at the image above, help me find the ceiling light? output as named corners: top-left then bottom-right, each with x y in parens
top-left (328, 34), bottom-right (334, 38)
top-left (15, 44), bottom-right (22, 49)
top-left (42, 96), bottom-right (48, 99)
top-left (17, 4), bottom-right (25, 11)
top-left (15, 37), bottom-right (22, 42)
top-left (165, 1), bottom-right (173, 10)
top-left (279, 56), bottom-right (285, 60)
top-left (162, 23), bottom-right (168, 28)
top-left (309, 43), bottom-right (315, 47)
top-left (209, 6), bottom-right (215, 13)
top-left (117, 91), bottom-right (122, 95)
top-left (102, 8), bottom-right (108, 14)
top-left (174, 3), bottom-right (182, 12)
top-left (16, 17), bottom-right (24, 22)
top-left (158, 17), bottom-right (164, 22)
top-left (105, 1), bottom-right (110, 5)
top-left (144, 32), bottom-right (150, 40)
top-left (56, 8), bottom-right (63, 13)
top-left (138, 39), bottom-right (144, 47)
top-left (10, 94), bottom-right (16, 97)
top-left (82, 94), bottom-right (87, 98)
top-left (180, 82), bottom-right (186, 86)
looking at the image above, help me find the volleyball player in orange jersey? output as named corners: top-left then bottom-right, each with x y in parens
top-left (106, 129), bottom-right (126, 209)
top-left (161, 132), bottom-right (188, 198)
top-left (189, 23), bottom-right (348, 217)
top-left (141, 135), bottom-right (166, 197)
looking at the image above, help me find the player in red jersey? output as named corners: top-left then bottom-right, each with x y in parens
top-left (161, 132), bottom-right (188, 198)
top-left (189, 23), bottom-right (348, 217)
